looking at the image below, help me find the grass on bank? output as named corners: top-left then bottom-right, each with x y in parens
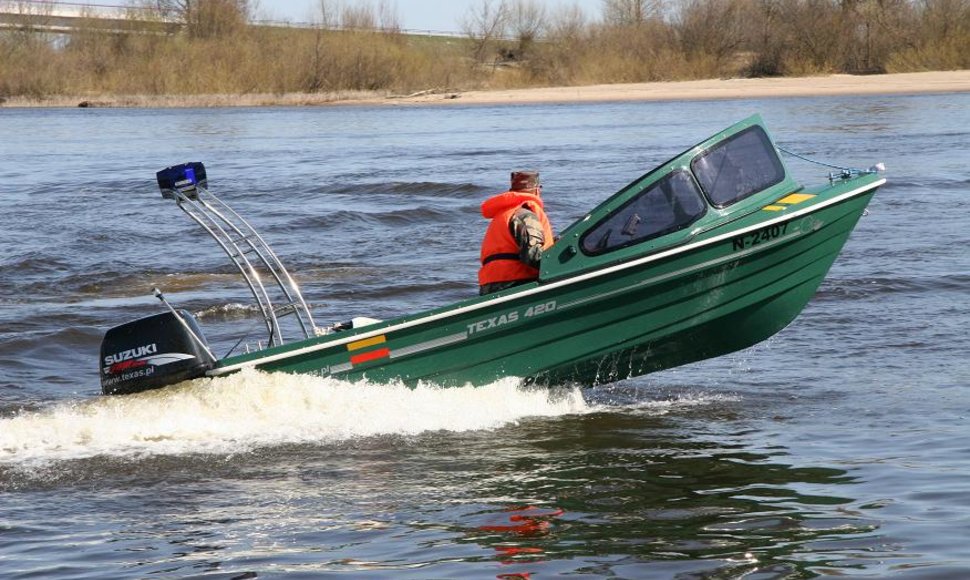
top-left (3, 0), bottom-right (970, 105)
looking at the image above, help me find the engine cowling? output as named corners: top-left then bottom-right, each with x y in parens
top-left (100, 310), bottom-right (215, 396)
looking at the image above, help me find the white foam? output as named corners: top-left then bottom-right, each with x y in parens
top-left (0, 369), bottom-right (590, 466)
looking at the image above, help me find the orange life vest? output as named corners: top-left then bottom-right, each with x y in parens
top-left (478, 191), bottom-right (554, 286)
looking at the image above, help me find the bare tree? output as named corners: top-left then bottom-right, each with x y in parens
top-left (317, 0), bottom-right (340, 28)
top-left (921, 0), bottom-right (970, 40)
top-left (317, 0), bottom-right (398, 32)
top-left (341, 2), bottom-right (376, 29)
top-left (533, 2), bottom-right (588, 83)
top-left (836, 0), bottom-right (915, 72)
top-left (546, 2), bottom-right (587, 42)
top-left (675, 0), bottom-right (747, 70)
top-left (775, 0), bottom-right (846, 72)
top-left (142, 0), bottom-right (249, 37)
top-left (508, 0), bottom-right (545, 49)
top-left (2, 0), bottom-right (54, 16)
top-left (0, 0), bottom-right (59, 96)
top-left (1, 0), bottom-right (55, 30)
top-left (462, 0), bottom-right (509, 63)
top-left (601, 0), bottom-right (663, 26)
top-left (743, 0), bottom-right (787, 76)
top-left (376, 0), bottom-right (401, 32)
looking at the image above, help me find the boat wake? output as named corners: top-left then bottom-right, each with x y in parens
top-left (0, 369), bottom-right (591, 467)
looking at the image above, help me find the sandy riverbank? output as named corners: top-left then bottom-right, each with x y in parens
top-left (4, 70), bottom-right (970, 108)
top-left (403, 70), bottom-right (970, 105)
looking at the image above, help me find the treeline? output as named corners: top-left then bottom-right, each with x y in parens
top-left (494, 0), bottom-right (970, 84)
top-left (2, 0), bottom-right (970, 100)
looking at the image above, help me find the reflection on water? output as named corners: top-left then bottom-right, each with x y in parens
top-left (439, 410), bottom-right (876, 579)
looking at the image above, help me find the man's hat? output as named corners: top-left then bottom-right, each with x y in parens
top-left (510, 170), bottom-right (540, 192)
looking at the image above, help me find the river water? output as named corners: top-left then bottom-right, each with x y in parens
top-left (1, 93), bottom-right (968, 578)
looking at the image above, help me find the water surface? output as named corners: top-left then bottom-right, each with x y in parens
top-left (1, 95), bottom-right (968, 578)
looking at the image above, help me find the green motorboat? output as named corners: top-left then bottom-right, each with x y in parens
top-left (99, 115), bottom-right (885, 395)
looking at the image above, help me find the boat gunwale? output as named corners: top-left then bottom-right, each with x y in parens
top-left (208, 176), bottom-right (885, 377)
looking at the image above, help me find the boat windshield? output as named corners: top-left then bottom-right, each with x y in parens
top-left (580, 170), bottom-right (707, 255)
top-left (691, 126), bottom-right (786, 208)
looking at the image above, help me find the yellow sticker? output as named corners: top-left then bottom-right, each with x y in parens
top-left (347, 335), bottom-right (387, 351)
top-left (777, 193), bottom-right (816, 205)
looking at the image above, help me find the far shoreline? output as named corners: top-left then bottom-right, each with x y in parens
top-left (4, 70), bottom-right (970, 109)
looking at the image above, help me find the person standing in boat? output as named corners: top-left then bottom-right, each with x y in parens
top-left (478, 170), bottom-right (555, 295)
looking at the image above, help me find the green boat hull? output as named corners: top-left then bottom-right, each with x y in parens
top-left (212, 172), bottom-right (881, 388)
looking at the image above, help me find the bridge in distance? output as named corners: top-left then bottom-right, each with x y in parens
top-left (0, 0), bottom-right (460, 36)
top-left (0, 1), bottom-right (178, 34)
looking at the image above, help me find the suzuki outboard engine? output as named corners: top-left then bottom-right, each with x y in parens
top-left (100, 310), bottom-right (215, 396)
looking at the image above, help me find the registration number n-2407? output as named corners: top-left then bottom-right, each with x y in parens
top-left (732, 223), bottom-right (789, 251)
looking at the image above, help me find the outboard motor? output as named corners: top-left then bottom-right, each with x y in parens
top-left (98, 161), bottom-right (318, 395)
top-left (100, 310), bottom-right (215, 396)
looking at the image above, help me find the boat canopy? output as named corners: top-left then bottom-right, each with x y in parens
top-left (540, 114), bottom-right (800, 282)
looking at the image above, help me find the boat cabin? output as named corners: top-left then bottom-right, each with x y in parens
top-left (540, 115), bottom-right (800, 281)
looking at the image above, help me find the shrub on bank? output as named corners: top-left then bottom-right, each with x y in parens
top-left (1, 0), bottom-right (969, 101)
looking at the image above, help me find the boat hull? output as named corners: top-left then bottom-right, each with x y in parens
top-left (212, 177), bottom-right (880, 388)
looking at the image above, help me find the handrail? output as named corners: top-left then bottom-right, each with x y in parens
top-left (155, 163), bottom-right (318, 353)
